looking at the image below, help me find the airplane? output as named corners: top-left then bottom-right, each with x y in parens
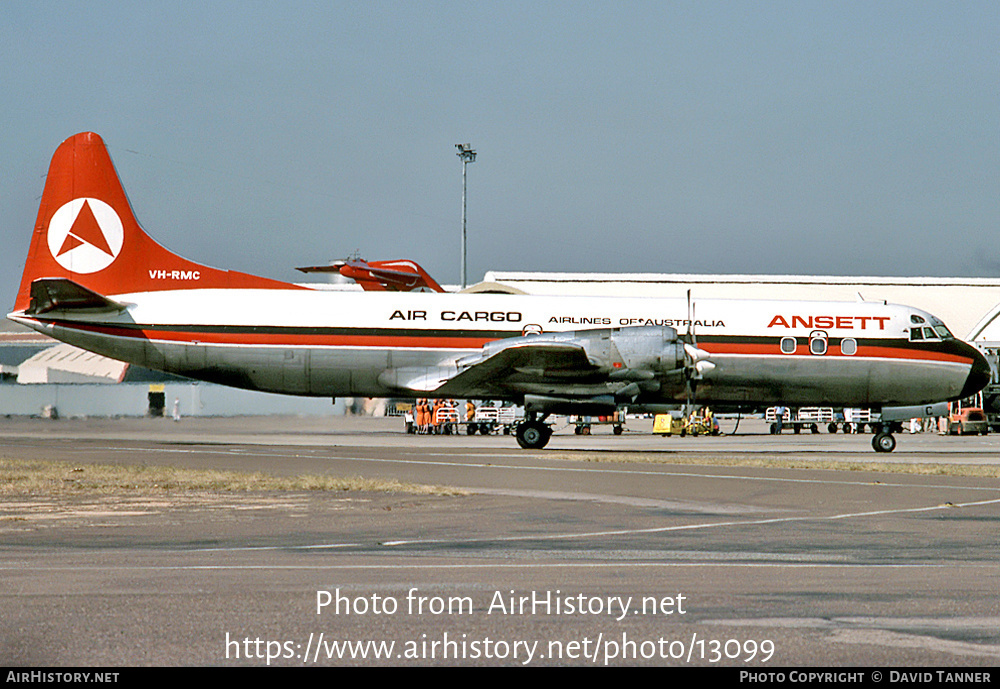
top-left (8, 132), bottom-right (991, 453)
top-left (296, 257), bottom-right (446, 292)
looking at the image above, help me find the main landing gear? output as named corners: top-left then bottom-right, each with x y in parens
top-left (516, 413), bottom-right (552, 450)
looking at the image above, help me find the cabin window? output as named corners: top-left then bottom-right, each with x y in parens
top-left (780, 337), bottom-right (797, 354)
top-left (840, 338), bottom-right (857, 356)
top-left (809, 331), bottom-right (828, 355)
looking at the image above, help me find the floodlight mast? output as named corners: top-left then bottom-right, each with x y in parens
top-left (455, 143), bottom-right (476, 289)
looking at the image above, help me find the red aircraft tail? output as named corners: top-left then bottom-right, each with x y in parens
top-left (14, 132), bottom-right (296, 313)
top-left (297, 257), bottom-right (446, 292)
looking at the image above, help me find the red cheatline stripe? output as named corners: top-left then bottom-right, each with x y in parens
top-left (705, 342), bottom-right (974, 365)
top-left (43, 319), bottom-right (978, 367)
top-left (47, 321), bottom-right (496, 349)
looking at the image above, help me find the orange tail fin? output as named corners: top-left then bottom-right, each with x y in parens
top-left (14, 132), bottom-right (297, 312)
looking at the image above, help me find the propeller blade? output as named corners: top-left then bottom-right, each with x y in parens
top-left (695, 361), bottom-right (716, 375)
top-left (684, 343), bottom-right (712, 363)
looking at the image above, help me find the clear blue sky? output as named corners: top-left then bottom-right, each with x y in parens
top-left (3, 1), bottom-right (998, 304)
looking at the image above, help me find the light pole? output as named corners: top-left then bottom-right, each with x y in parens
top-left (455, 143), bottom-right (476, 289)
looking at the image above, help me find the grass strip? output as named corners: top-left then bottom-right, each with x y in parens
top-left (0, 458), bottom-right (467, 496)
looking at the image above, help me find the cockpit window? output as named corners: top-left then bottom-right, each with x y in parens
top-left (910, 324), bottom-right (954, 342)
top-left (911, 314), bottom-right (926, 324)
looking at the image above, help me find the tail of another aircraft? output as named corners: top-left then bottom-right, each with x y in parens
top-left (14, 132), bottom-right (296, 313)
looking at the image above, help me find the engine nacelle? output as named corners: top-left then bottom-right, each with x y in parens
top-left (608, 326), bottom-right (685, 372)
top-left (476, 325), bottom-right (685, 374)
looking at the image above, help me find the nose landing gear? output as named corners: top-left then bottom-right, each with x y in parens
top-left (872, 432), bottom-right (897, 453)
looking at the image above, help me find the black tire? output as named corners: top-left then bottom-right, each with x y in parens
top-left (872, 432), bottom-right (896, 453)
top-left (516, 421), bottom-right (551, 449)
top-left (828, 423), bottom-right (838, 434)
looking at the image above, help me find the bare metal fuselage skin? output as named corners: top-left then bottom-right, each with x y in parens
top-left (11, 288), bottom-right (988, 411)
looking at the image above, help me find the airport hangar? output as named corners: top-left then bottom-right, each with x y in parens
top-left (477, 271), bottom-right (1000, 346)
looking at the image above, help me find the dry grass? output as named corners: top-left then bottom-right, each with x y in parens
top-left (548, 451), bottom-right (1000, 478)
top-left (0, 458), bottom-right (468, 497)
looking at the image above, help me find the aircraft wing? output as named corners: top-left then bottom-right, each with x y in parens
top-left (380, 326), bottom-right (692, 401)
top-left (434, 340), bottom-right (604, 398)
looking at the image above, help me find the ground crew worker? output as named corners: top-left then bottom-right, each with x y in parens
top-left (424, 399), bottom-right (433, 433)
top-left (432, 399), bottom-right (444, 432)
top-left (417, 399), bottom-right (428, 433)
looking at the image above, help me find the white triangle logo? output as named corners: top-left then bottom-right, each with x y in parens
top-left (46, 198), bottom-right (124, 274)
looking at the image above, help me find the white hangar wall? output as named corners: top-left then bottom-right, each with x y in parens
top-left (483, 272), bottom-right (1000, 342)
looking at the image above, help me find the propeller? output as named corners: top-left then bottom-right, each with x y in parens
top-left (682, 290), bottom-right (715, 413)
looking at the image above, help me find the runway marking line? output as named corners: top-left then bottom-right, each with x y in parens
top-left (378, 496), bottom-right (1000, 547)
top-left (4, 495), bottom-right (990, 558)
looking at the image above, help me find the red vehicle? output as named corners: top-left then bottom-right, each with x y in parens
top-left (948, 396), bottom-right (989, 435)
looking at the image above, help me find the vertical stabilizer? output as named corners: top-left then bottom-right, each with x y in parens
top-left (14, 132), bottom-right (298, 312)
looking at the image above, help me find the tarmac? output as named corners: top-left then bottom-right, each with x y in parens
top-left (1, 414), bottom-right (999, 667)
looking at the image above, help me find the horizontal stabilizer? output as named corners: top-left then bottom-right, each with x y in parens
top-left (26, 278), bottom-right (126, 315)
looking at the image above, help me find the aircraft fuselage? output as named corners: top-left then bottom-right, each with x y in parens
top-left (12, 289), bottom-right (986, 410)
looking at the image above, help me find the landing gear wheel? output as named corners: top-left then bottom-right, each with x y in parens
top-left (516, 421), bottom-right (552, 449)
top-left (872, 432), bottom-right (896, 453)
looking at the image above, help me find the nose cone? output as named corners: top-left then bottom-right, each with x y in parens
top-left (959, 344), bottom-right (992, 400)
